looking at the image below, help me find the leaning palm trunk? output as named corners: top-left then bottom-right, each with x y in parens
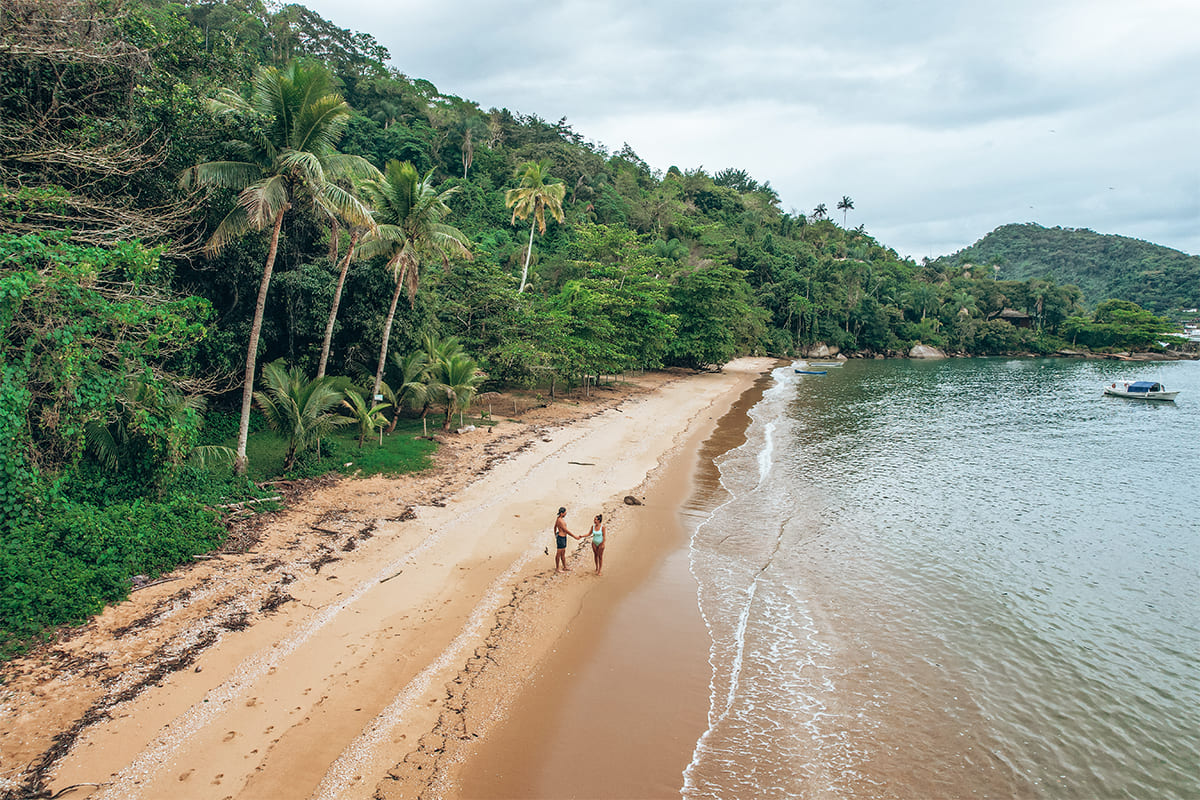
top-left (371, 275), bottom-right (405, 403)
top-left (235, 206), bottom-right (288, 474)
top-left (519, 219), bottom-right (535, 293)
top-left (316, 227), bottom-right (362, 378)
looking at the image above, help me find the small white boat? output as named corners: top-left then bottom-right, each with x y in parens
top-left (1103, 381), bottom-right (1179, 401)
top-left (807, 362), bottom-right (844, 368)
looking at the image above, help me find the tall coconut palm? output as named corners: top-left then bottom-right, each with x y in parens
top-left (180, 61), bottom-right (379, 474)
top-left (837, 195), bottom-right (854, 226)
top-left (253, 360), bottom-right (350, 472)
top-left (315, 222), bottom-right (368, 379)
top-left (355, 161), bottom-right (472, 403)
top-left (812, 203), bottom-right (828, 220)
top-left (505, 160), bottom-right (566, 293)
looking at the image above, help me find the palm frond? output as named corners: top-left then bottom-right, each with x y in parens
top-left (180, 160), bottom-right (261, 191)
top-left (239, 175), bottom-right (290, 228)
top-left (187, 445), bottom-right (237, 469)
top-left (294, 93), bottom-right (351, 153)
top-left (83, 420), bottom-right (121, 471)
top-left (325, 152), bottom-right (382, 182)
top-left (322, 183), bottom-right (374, 228)
top-left (207, 87), bottom-right (252, 115)
top-left (205, 204), bottom-right (253, 256)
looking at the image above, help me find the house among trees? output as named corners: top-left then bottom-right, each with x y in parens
top-left (988, 308), bottom-right (1033, 328)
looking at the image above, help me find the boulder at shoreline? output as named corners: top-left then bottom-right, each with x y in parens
top-left (909, 343), bottom-right (947, 359)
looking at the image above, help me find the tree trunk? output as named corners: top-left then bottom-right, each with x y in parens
top-left (518, 219), bottom-right (535, 293)
top-left (316, 228), bottom-right (361, 379)
top-left (371, 275), bottom-right (404, 403)
top-left (234, 205), bottom-right (289, 475)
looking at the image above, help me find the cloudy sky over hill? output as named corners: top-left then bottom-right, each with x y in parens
top-left (301, 0), bottom-right (1200, 259)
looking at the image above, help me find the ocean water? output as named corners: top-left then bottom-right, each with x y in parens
top-left (683, 358), bottom-right (1200, 799)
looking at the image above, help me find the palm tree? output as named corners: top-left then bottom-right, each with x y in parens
top-left (382, 349), bottom-right (431, 433)
top-left (428, 353), bottom-right (485, 431)
top-left (837, 195), bottom-right (854, 226)
top-left (423, 332), bottom-right (464, 365)
top-left (355, 161), bottom-right (472, 404)
top-left (505, 160), bottom-right (565, 293)
top-left (253, 360), bottom-right (350, 472)
top-left (902, 284), bottom-right (940, 322)
top-left (812, 203), bottom-right (828, 220)
top-left (652, 238), bottom-right (688, 262)
top-left (340, 388), bottom-right (391, 447)
top-left (950, 290), bottom-right (979, 319)
top-left (412, 333), bottom-right (462, 421)
top-left (180, 61), bottom-right (378, 474)
top-left (316, 222), bottom-right (368, 379)
top-left (84, 380), bottom-right (234, 474)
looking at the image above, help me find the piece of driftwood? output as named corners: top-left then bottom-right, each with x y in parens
top-left (567, 461), bottom-right (595, 466)
top-left (46, 782), bottom-right (110, 798)
top-left (131, 576), bottom-right (182, 592)
top-left (380, 569), bottom-right (404, 583)
top-left (217, 495), bottom-right (282, 510)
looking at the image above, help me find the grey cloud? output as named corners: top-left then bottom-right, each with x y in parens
top-left (304, 0), bottom-right (1200, 256)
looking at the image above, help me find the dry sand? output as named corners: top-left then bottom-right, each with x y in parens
top-left (0, 358), bottom-right (776, 800)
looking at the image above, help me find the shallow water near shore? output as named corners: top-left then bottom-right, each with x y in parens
top-left (685, 357), bottom-right (1200, 799)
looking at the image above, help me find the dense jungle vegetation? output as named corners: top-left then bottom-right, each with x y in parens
top-left (0, 0), bottom-right (1187, 656)
top-left (933, 223), bottom-right (1200, 313)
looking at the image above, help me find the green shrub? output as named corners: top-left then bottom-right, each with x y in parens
top-left (0, 496), bottom-right (224, 659)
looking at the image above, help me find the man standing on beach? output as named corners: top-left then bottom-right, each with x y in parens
top-left (553, 507), bottom-right (580, 572)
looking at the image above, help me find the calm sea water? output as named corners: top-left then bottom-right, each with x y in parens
top-left (684, 358), bottom-right (1200, 799)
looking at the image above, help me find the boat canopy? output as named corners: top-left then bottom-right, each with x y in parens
top-left (1127, 381), bottom-right (1162, 392)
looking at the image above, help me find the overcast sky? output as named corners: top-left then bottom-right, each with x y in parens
top-left (300, 0), bottom-right (1199, 260)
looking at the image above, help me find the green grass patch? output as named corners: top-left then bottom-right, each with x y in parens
top-left (216, 412), bottom-right (453, 482)
top-left (330, 419), bottom-right (437, 477)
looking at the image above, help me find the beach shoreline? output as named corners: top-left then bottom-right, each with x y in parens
top-left (0, 358), bottom-right (777, 800)
top-left (453, 367), bottom-right (776, 799)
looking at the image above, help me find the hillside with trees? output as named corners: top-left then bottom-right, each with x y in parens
top-left (931, 223), bottom-right (1200, 313)
top-left (0, 0), bottom-right (1188, 656)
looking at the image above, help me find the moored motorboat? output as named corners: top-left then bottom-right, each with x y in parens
top-left (1103, 381), bottom-right (1179, 401)
top-left (795, 369), bottom-right (827, 375)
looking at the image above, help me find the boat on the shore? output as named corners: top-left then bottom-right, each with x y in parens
top-left (796, 369), bottom-right (827, 375)
top-left (1103, 381), bottom-right (1179, 401)
top-left (807, 362), bottom-right (843, 368)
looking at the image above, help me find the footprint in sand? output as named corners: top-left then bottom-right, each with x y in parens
top-left (178, 769), bottom-right (194, 782)
top-left (245, 697), bottom-right (258, 707)
top-left (223, 731), bottom-right (237, 742)
top-left (211, 773), bottom-right (224, 785)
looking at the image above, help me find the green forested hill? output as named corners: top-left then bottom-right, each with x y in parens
top-left (933, 223), bottom-right (1200, 313)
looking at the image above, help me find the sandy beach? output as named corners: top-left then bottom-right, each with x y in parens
top-left (0, 358), bottom-right (776, 800)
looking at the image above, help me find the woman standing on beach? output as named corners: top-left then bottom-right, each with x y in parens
top-left (589, 514), bottom-right (607, 575)
top-left (553, 507), bottom-right (580, 572)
